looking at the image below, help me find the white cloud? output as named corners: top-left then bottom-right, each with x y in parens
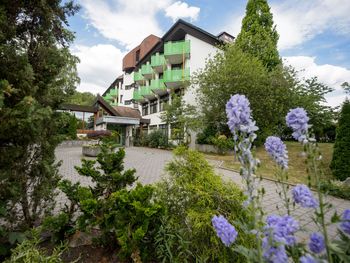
top-left (165, 1), bottom-right (200, 22)
top-left (283, 56), bottom-right (350, 107)
top-left (79, 0), bottom-right (171, 49)
top-left (271, 0), bottom-right (350, 50)
top-left (72, 44), bottom-right (125, 94)
top-left (223, 0), bottom-right (350, 50)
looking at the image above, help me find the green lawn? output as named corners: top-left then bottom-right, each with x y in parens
top-left (205, 142), bottom-right (334, 184)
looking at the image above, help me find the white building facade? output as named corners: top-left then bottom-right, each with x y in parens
top-left (101, 20), bottom-right (234, 147)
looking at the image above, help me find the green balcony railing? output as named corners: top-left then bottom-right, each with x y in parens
top-left (134, 70), bottom-right (144, 82)
top-left (133, 90), bottom-right (142, 101)
top-left (151, 53), bottom-right (166, 68)
top-left (104, 93), bottom-right (113, 101)
top-left (164, 68), bottom-right (190, 83)
top-left (150, 79), bottom-right (166, 90)
top-left (164, 40), bottom-right (190, 56)
top-left (109, 88), bottom-right (118, 96)
top-left (141, 63), bottom-right (153, 76)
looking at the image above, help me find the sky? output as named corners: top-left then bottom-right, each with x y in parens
top-left (67, 0), bottom-right (350, 108)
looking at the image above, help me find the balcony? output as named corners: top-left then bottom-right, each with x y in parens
top-left (109, 88), bottom-right (118, 96)
top-left (164, 40), bottom-right (190, 64)
top-left (150, 79), bottom-right (166, 95)
top-left (151, 53), bottom-right (166, 73)
top-left (141, 62), bottom-right (153, 79)
top-left (133, 89), bottom-right (146, 103)
top-left (141, 86), bottom-right (156, 100)
top-left (134, 70), bottom-right (144, 84)
top-left (164, 68), bottom-right (190, 88)
top-left (103, 93), bottom-right (113, 101)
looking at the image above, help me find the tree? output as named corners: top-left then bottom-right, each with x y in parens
top-left (0, 0), bottom-right (79, 255)
top-left (160, 92), bottom-right (200, 145)
top-left (342, 82), bottom-right (350, 95)
top-left (65, 90), bottom-right (95, 105)
top-left (235, 0), bottom-right (281, 71)
top-left (194, 45), bottom-right (295, 144)
top-left (330, 100), bottom-right (350, 181)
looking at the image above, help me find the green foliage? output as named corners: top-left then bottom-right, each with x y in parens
top-left (211, 134), bottom-right (235, 154)
top-left (60, 142), bottom-right (163, 260)
top-left (320, 180), bottom-right (350, 200)
top-left (331, 100), bottom-right (350, 180)
top-left (155, 147), bottom-right (254, 262)
top-left (42, 212), bottom-right (75, 243)
top-left (4, 230), bottom-right (66, 263)
top-left (194, 45), bottom-right (295, 145)
top-left (148, 130), bottom-right (168, 148)
top-left (161, 93), bottom-right (201, 145)
top-left (196, 125), bottom-right (217, 145)
top-left (65, 90), bottom-right (95, 106)
top-left (56, 112), bottom-right (77, 139)
top-left (235, 0), bottom-right (280, 71)
top-left (0, 0), bottom-right (79, 253)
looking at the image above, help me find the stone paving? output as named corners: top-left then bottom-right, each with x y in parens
top-left (55, 146), bottom-right (350, 241)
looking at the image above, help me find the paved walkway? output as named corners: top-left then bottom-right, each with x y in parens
top-left (56, 146), bottom-right (350, 241)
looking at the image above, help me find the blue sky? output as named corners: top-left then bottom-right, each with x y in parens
top-left (67, 0), bottom-right (350, 107)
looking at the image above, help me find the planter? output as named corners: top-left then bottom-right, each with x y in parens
top-left (82, 145), bottom-right (100, 157)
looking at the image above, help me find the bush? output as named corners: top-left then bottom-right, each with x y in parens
top-left (59, 142), bottom-right (164, 261)
top-left (196, 125), bottom-right (217, 145)
top-left (211, 134), bottom-right (235, 154)
top-left (330, 100), bottom-right (350, 180)
top-left (57, 112), bottom-right (77, 140)
top-left (5, 230), bottom-right (65, 263)
top-left (320, 180), bottom-right (350, 200)
top-left (155, 147), bottom-right (254, 262)
top-left (148, 130), bottom-right (168, 148)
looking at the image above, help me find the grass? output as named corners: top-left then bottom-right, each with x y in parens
top-left (204, 141), bottom-right (334, 184)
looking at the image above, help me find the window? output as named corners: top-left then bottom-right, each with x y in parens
top-left (142, 103), bottom-right (148, 116)
top-left (136, 50), bottom-right (140, 62)
top-left (160, 94), bottom-right (169, 112)
top-left (124, 100), bottom-right (132, 105)
top-left (125, 84), bottom-right (134, 90)
top-left (158, 73), bottom-right (164, 79)
top-left (159, 124), bottom-right (168, 135)
top-left (171, 63), bottom-right (183, 70)
top-left (120, 95), bottom-right (123, 104)
top-left (149, 125), bottom-right (157, 131)
top-left (150, 99), bottom-right (157, 114)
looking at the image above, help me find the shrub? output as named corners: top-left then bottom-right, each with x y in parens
top-left (155, 147), bottom-right (254, 262)
top-left (59, 142), bottom-right (164, 261)
top-left (148, 130), bottom-right (168, 148)
top-left (211, 134), bottom-right (235, 154)
top-left (330, 100), bottom-right (350, 180)
top-left (320, 180), bottom-right (350, 200)
top-left (196, 125), bottom-right (217, 145)
top-left (4, 230), bottom-right (65, 263)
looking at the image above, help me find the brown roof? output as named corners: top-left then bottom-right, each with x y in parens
top-left (113, 106), bottom-right (141, 119)
top-left (59, 104), bottom-right (97, 113)
top-left (122, 34), bottom-right (160, 71)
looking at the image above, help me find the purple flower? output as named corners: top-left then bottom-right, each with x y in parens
top-left (212, 215), bottom-right (238, 246)
top-left (308, 232), bottom-right (325, 254)
top-left (286, 108), bottom-right (309, 142)
top-left (265, 136), bottom-right (289, 169)
top-left (292, 184), bottom-right (318, 208)
top-left (226, 94), bottom-right (258, 134)
top-left (265, 214), bottom-right (299, 246)
top-left (262, 242), bottom-right (288, 263)
top-left (340, 209), bottom-right (350, 235)
top-left (300, 254), bottom-right (317, 263)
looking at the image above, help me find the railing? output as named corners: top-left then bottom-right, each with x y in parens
top-left (151, 53), bottom-right (166, 67)
top-left (134, 70), bottom-right (144, 82)
top-left (164, 68), bottom-right (190, 83)
top-left (141, 63), bottom-right (153, 76)
top-left (150, 79), bottom-right (166, 90)
top-left (109, 88), bottom-right (118, 96)
top-left (164, 40), bottom-right (190, 56)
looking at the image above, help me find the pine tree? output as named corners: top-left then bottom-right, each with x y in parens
top-left (330, 100), bottom-right (350, 181)
top-left (0, 1), bottom-right (79, 254)
top-left (235, 0), bottom-right (281, 71)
